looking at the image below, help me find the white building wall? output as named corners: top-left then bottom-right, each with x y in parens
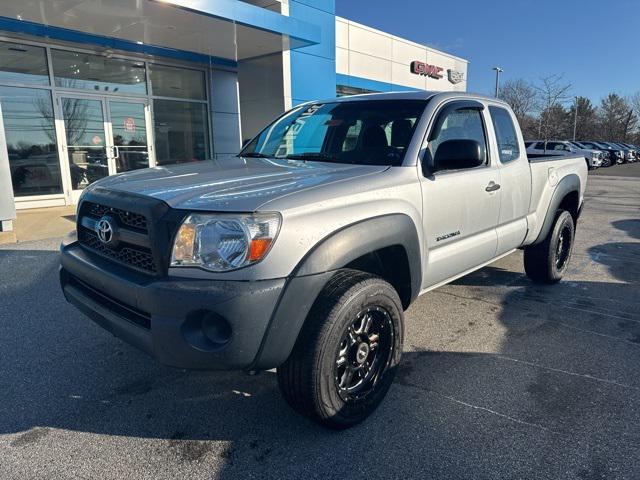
top-left (336, 17), bottom-right (468, 92)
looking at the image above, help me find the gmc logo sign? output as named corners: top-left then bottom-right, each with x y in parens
top-left (410, 61), bottom-right (444, 79)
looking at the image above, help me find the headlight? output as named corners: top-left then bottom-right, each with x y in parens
top-left (171, 213), bottom-right (281, 272)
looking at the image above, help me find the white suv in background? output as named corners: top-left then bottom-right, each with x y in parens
top-left (526, 140), bottom-right (603, 169)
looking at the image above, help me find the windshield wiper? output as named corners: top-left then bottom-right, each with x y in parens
top-left (280, 152), bottom-right (336, 162)
top-left (238, 152), bottom-right (269, 158)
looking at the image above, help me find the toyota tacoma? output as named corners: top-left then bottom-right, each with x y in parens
top-left (60, 92), bottom-right (588, 429)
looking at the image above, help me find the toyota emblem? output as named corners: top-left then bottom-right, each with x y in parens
top-left (96, 218), bottom-right (114, 245)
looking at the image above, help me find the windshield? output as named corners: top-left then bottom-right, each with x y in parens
top-left (240, 100), bottom-right (428, 166)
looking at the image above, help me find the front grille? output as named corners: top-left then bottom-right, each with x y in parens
top-left (79, 228), bottom-right (157, 273)
top-left (76, 190), bottom-right (183, 277)
top-left (67, 274), bottom-right (151, 329)
top-left (78, 200), bottom-right (157, 274)
top-left (85, 201), bottom-right (148, 232)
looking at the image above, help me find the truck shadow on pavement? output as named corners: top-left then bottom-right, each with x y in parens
top-left (0, 226), bottom-right (639, 479)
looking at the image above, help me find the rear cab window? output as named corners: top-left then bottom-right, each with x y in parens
top-left (488, 106), bottom-right (520, 163)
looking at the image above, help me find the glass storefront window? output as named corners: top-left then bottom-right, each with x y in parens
top-left (153, 99), bottom-right (210, 165)
top-left (0, 41), bottom-right (50, 86)
top-left (51, 50), bottom-right (147, 95)
top-left (0, 39), bottom-right (215, 203)
top-left (0, 86), bottom-right (63, 196)
top-left (149, 64), bottom-right (206, 100)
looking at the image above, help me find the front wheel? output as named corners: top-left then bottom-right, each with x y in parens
top-left (277, 270), bottom-right (404, 429)
top-left (524, 209), bottom-right (575, 284)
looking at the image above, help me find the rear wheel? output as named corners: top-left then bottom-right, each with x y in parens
top-left (524, 209), bottom-right (575, 284)
top-left (277, 270), bottom-right (404, 429)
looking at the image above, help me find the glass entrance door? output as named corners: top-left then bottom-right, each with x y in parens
top-left (61, 96), bottom-right (110, 194)
top-left (59, 95), bottom-right (152, 203)
top-left (108, 100), bottom-right (150, 174)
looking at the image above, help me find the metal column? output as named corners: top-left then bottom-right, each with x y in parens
top-left (0, 103), bottom-right (16, 231)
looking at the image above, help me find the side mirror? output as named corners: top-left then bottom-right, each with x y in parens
top-left (433, 139), bottom-right (485, 172)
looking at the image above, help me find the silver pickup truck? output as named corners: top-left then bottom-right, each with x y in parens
top-left (60, 91), bottom-right (587, 429)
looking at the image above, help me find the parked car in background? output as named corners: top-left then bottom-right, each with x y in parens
top-left (526, 140), bottom-right (603, 169)
top-left (580, 141), bottom-right (621, 166)
top-left (595, 142), bottom-right (625, 164)
top-left (571, 142), bottom-right (612, 167)
top-left (624, 144), bottom-right (640, 161)
top-left (610, 142), bottom-right (636, 163)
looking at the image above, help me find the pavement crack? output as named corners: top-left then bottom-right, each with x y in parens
top-left (494, 355), bottom-right (640, 391)
top-left (555, 321), bottom-right (640, 347)
top-left (398, 380), bottom-right (563, 435)
top-left (560, 304), bottom-right (640, 323)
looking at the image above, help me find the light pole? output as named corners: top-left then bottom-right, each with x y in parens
top-left (493, 67), bottom-right (503, 98)
top-left (572, 96), bottom-right (579, 141)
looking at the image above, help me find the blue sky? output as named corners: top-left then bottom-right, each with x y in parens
top-left (336, 0), bottom-right (640, 103)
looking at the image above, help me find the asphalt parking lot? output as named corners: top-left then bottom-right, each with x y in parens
top-left (591, 162), bottom-right (640, 177)
top-left (1, 171), bottom-right (639, 480)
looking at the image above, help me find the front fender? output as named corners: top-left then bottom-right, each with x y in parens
top-left (250, 214), bottom-right (421, 370)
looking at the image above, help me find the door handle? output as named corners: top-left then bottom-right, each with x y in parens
top-left (485, 181), bottom-right (501, 192)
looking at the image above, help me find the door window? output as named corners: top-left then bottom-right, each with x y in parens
top-left (427, 107), bottom-right (487, 170)
top-left (488, 106), bottom-right (520, 163)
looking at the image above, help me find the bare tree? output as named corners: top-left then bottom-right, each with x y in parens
top-left (539, 104), bottom-right (571, 140)
top-left (628, 92), bottom-right (640, 118)
top-left (534, 74), bottom-right (572, 141)
top-left (499, 79), bottom-right (538, 122)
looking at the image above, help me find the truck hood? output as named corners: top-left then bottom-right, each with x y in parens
top-left (92, 156), bottom-right (389, 211)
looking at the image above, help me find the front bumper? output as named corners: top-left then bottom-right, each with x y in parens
top-left (60, 237), bottom-right (286, 370)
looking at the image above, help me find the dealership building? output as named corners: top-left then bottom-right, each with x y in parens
top-left (0, 0), bottom-right (467, 229)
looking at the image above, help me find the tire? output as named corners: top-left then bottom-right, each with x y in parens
top-left (277, 269), bottom-right (404, 429)
top-left (524, 209), bottom-right (575, 284)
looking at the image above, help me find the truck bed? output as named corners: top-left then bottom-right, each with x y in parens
top-left (523, 153), bottom-right (588, 245)
top-left (527, 152), bottom-right (579, 162)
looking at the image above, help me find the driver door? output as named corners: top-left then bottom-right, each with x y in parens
top-left (419, 101), bottom-right (501, 289)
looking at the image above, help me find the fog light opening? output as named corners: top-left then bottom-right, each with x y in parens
top-left (202, 312), bottom-right (232, 346)
top-left (182, 310), bottom-right (232, 352)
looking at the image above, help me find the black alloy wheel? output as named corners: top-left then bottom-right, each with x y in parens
top-left (277, 270), bottom-right (404, 429)
top-left (334, 306), bottom-right (395, 403)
